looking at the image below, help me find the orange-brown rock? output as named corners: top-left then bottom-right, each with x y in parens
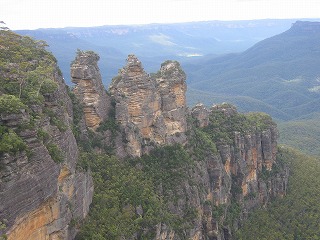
top-left (109, 55), bottom-right (187, 157)
top-left (0, 44), bottom-right (93, 240)
top-left (155, 60), bottom-right (187, 144)
top-left (71, 50), bottom-right (110, 130)
top-left (153, 103), bottom-right (288, 239)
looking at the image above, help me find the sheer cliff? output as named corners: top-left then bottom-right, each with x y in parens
top-left (72, 53), bottom-right (289, 239)
top-left (0, 31), bottom-right (93, 240)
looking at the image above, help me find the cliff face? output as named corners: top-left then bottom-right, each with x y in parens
top-left (109, 55), bottom-right (187, 157)
top-left (71, 51), bottom-right (110, 130)
top-left (70, 53), bottom-right (288, 239)
top-left (0, 31), bottom-right (93, 240)
top-left (153, 104), bottom-right (288, 240)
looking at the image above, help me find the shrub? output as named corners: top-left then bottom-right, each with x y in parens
top-left (0, 129), bottom-right (27, 155)
top-left (0, 94), bottom-right (26, 114)
top-left (46, 143), bottom-right (64, 163)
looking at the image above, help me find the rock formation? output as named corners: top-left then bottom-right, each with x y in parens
top-left (163, 103), bottom-right (289, 239)
top-left (70, 53), bottom-right (288, 239)
top-left (0, 32), bottom-right (289, 240)
top-left (109, 55), bottom-right (187, 157)
top-left (191, 103), bottom-right (210, 127)
top-left (71, 50), bottom-right (110, 130)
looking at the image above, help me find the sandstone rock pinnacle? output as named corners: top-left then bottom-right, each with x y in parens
top-left (109, 55), bottom-right (187, 157)
top-left (71, 50), bottom-right (110, 130)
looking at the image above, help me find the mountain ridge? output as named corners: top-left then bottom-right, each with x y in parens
top-left (185, 21), bottom-right (320, 120)
top-left (16, 19), bottom-right (315, 85)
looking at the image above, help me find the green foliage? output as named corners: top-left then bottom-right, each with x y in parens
top-left (134, 145), bottom-right (197, 237)
top-left (187, 128), bottom-right (217, 159)
top-left (246, 112), bottom-right (274, 131)
top-left (37, 129), bottom-right (49, 142)
top-left (0, 30), bottom-right (58, 106)
top-left (212, 204), bottom-right (226, 219)
top-left (203, 105), bottom-right (274, 144)
top-left (138, 145), bottom-right (192, 192)
top-left (0, 94), bottom-right (26, 113)
top-left (278, 114), bottom-right (320, 156)
top-left (0, 127), bottom-right (26, 155)
top-left (39, 78), bottom-right (58, 95)
top-left (77, 144), bottom-right (199, 239)
top-left (186, 23), bottom-right (320, 121)
top-left (76, 153), bottom-right (164, 239)
top-left (236, 146), bottom-right (320, 239)
top-left (244, 192), bottom-right (257, 201)
top-left (96, 100), bottom-right (118, 136)
top-left (68, 89), bottom-right (83, 126)
top-left (43, 108), bottom-right (67, 132)
top-left (226, 202), bottom-right (241, 226)
top-left (97, 118), bottom-right (119, 133)
top-left (0, 221), bottom-right (7, 240)
top-left (230, 174), bottom-right (243, 196)
top-left (46, 143), bottom-right (64, 163)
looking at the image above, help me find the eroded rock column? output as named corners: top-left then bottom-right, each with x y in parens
top-left (109, 55), bottom-right (188, 157)
top-left (71, 51), bottom-right (110, 130)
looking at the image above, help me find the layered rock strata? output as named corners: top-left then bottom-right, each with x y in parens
top-left (157, 104), bottom-right (289, 240)
top-left (71, 51), bottom-right (110, 130)
top-left (0, 58), bottom-right (93, 240)
top-left (109, 55), bottom-right (187, 157)
top-left (190, 103), bottom-right (210, 128)
top-left (148, 104), bottom-right (288, 240)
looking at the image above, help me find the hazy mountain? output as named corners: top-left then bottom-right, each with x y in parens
top-left (16, 19), bottom-right (305, 85)
top-left (15, 19), bottom-right (320, 121)
top-left (185, 21), bottom-right (320, 120)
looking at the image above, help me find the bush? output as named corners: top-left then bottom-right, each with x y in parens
top-left (46, 143), bottom-right (64, 163)
top-left (0, 94), bottom-right (26, 114)
top-left (0, 128), bottom-right (26, 155)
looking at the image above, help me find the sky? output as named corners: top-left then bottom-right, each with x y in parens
top-left (1, 0), bottom-right (319, 30)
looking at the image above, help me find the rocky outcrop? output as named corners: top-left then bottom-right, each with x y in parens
top-left (70, 54), bottom-right (288, 239)
top-left (191, 103), bottom-right (210, 127)
top-left (71, 51), bottom-right (110, 130)
top-left (152, 104), bottom-right (289, 239)
top-left (155, 60), bottom-right (187, 144)
top-left (0, 47), bottom-right (93, 239)
top-left (109, 55), bottom-right (187, 157)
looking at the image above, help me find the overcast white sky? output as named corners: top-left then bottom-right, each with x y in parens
top-left (1, 0), bottom-right (319, 30)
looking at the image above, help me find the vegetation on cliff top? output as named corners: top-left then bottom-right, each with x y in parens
top-left (0, 31), bottom-right (58, 105)
top-left (203, 104), bottom-right (274, 144)
top-left (0, 31), bottom-right (65, 161)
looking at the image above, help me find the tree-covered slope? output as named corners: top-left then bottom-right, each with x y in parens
top-left (236, 147), bottom-right (320, 239)
top-left (278, 113), bottom-right (320, 156)
top-left (185, 21), bottom-right (320, 120)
